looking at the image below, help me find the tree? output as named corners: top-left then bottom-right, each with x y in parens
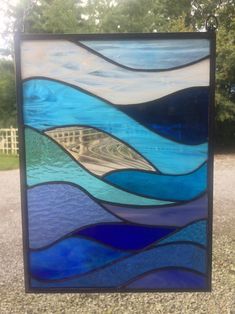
top-left (0, 60), bottom-right (16, 127)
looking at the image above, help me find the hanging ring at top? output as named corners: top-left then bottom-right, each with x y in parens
top-left (206, 15), bottom-right (219, 31)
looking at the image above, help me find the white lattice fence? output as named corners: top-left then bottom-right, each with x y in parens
top-left (0, 127), bottom-right (19, 155)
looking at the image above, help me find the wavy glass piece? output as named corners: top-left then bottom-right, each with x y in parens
top-left (75, 223), bottom-right (176, 251)
top-left (30, 243), bottom-right (206, 287)
top-left (27, 183), bottom-right (121, 249)
top-left (115, 87), bottom-right (209, 145)
top-left (158, 220), bottom-right (207, 246)
top-left (46, 126), bottom-right (154, 176)
top-left (102, 195), bottom-right (208, 227)
top-left (21, 40), bottom-right (209, 104)
top-left (30, 237), bottom-right (128, 281)
top-left (122, 268), bottom-right (207, 289)
top-left (104, 163), bottom-right (207, 201)
top-left (80, 39), bottom-right (210, 70)
top-left (24, 79), bottom-right (207, 175)
top-left (25, 127), bottom-right (172, 206)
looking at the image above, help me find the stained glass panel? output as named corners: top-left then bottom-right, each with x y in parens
top-left (15, 33), bottom-right (214, 292)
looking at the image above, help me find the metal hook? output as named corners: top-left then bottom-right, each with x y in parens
top-left (206, 15), bottom-right (218, 31)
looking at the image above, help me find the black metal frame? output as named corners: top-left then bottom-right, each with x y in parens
top-left (14, 32), bottom-right (216, 293)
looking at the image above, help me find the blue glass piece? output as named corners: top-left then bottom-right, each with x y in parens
top-left (27, 183), bottom-right (121, 249)
top-left (116, 87), bottom-right (209, 145)
top-left (25, 128), bottom-right (171, 207)
top-left (158, 220), bottom-right (207, 246)
top-left (104, 163), bottom-right (207, 201)
top-left (124, 268), bottom-right (207, 289)
top-left (80, 39), bottom-right (210, 70)
top-left (103, 195), bottom-right (208, 227)
top-left (75, 224), bottom-right (176, 251)
top-left (30, 237), bottom-right (128, 281)
top-left (23, 79), bottom-right (208, 175)
top-left (30, 243), bottom-right (206, 287)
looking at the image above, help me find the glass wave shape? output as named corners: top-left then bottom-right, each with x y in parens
top-left (21, 38), bottom-right (210, 291)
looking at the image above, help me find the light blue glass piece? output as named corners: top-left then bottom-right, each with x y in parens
top-left (104, 163), bottom-right (207, 201)
top-left (80, 39), bottom-right (210, 70)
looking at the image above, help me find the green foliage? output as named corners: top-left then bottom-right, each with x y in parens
top-left (24, 0), bottom-right (83, 33)
top-left (0, 60), bottom-right (16, 127)
top-left (214, 3), bottom-right (235, 136)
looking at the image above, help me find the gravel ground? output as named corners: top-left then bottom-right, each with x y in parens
top-left (0, 155), bottom-right (234, 314)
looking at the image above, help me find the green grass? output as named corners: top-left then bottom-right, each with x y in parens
top-left (0, 154), bottom-right (19, 170)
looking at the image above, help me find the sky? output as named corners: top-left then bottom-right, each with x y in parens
top-left (0, 0), bottom-right (19, 51)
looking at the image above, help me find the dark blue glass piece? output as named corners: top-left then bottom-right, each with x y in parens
top-left (75, 223), bottom-right (176, 251)
top-left (123, 268), bottom-right (207, 289)
top-left (116, 87), bottom-right (209, 144)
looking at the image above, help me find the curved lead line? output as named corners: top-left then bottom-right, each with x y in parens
top-left (24, 77), bottom-right (208, 149)
top-left (100, 160), bottom-right (208, 178)
top-left (114, 86), bottom-right (209, 146)
top-left (23, 79), bottom-right (208, 175)
top-left (29, 220), bottom-right (178, 252)
top-left (26, 181), bottom-right (126, 221)
top-left (28, 180), bottom-right (203, 210)
top-left (101, 196), bottom-right (208, 227)
top-left (102, 164), bottom-right (207, 202)
top-left (44, 126), bottom-right (204, 203)
top-left (29, 127), bottom-right (161, 201)
top-left (29, 181), bottom-right (203, 247)
top-left (45, 125), bottom-right (156, 175)
top-left (101, 192), bottom-right (207, 208)
top-left (118, 266), bottom-right (207, 289)
top-left (30, 122), bottom-right (159, 174)
top-left (29, 218), bottom-right (206, 253)
top-left (44, 123), bottom-right (208, 176)
top-left (30, 242), bottom-right (206, 283)
top-left (21, 40), bottom-right (210, 105)
top-left (25, 126), bottom-right (174, 206)
top-left (44, 128), bottom-right (207, 202)
top-left (30, 236), bottom-right (128, 282)
top-left (30, 233), bottom-right (128, 253)
top-left (74, 40), bottom-right (210, 72)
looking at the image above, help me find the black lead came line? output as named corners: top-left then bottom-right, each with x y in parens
top-left (22, 76), bottom-right (209, 147)
top-left (29, 218), bottom-right (207, 254)
top-left (25, 125), bottom-right (208, 203)
top-left (27, 180), bottom-right (207, 212)
top-left (30, 241), bottom-right (207, 283)
top-left (118, 266), bottom-right (208, 289)
top-left (29, 221), bottom-right (179, 252)
top-left (71, 39), bottom-right (210, 73)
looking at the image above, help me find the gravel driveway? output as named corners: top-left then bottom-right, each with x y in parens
top-left (0, 155), bottom-right (234, 314)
